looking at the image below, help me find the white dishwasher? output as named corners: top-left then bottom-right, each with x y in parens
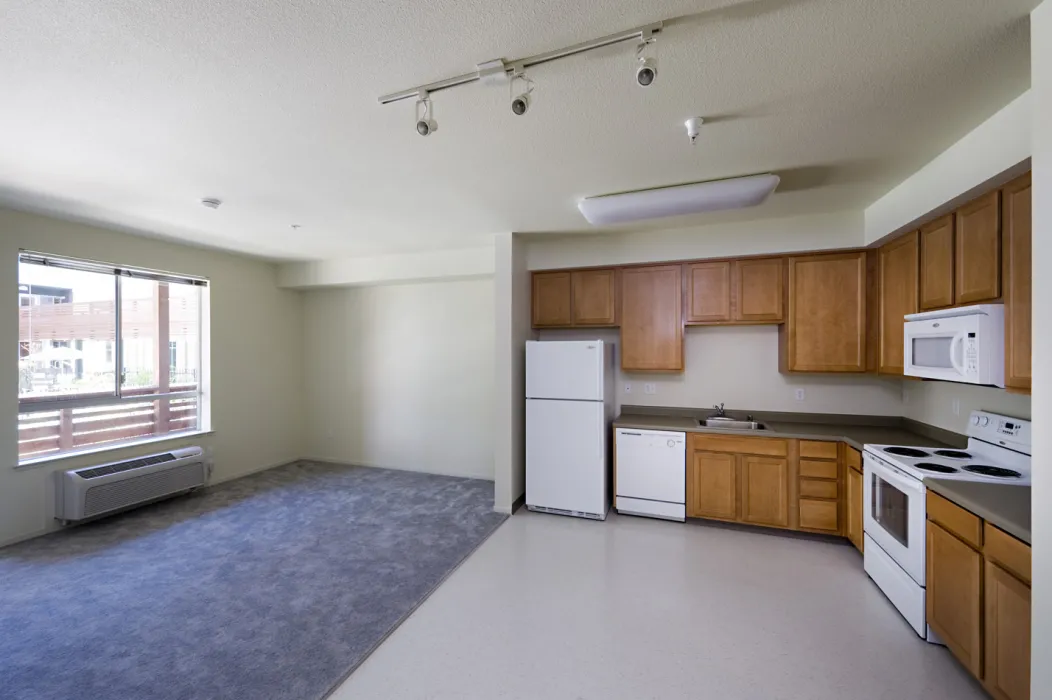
top-left (615, 428), bottom-right (686, 521)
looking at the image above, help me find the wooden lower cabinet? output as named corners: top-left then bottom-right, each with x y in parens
top-left (799, 498), bottom-right (839, 532)
top-left (926, 520), bottom-right (983, 678)
top-left (688, 451), bottom-right (738, 520)
top-left (846, 465), bottom-right (863, 552)
top-left (984, 560), bottom-right (1031, 700)
top-left (741, 456), bottom-right (789, 527)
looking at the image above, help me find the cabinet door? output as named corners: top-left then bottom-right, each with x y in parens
top-left (878, 232), bottom-right (919, 375)
top-left (984, 561), bottom-right (1031, 700)
top-left (621, 265), bottom-right (683, 371)
top-left (735, 258), bottom-right (784, 322)
top-left (785, 252), bottom-right (867, 372)
top-left (927, 521), bottom-right (983, 677)
top-left (532, 272), bottom-right (572, 327)
top-left (571, 269), bottom-right (618, 326)
top-left (1002, 174), bottom-right (1032, 392)
top-left (919, 215), bottom-right (955, 310)
top-left (741, 456), bottom-right (788, 527)
top-left (846, 466), bottom-right (863, 552)
top-left (956, 191), bottom-right (1002, 304)
top-left (687, 262), bottom-right (732, 322)
top-left (688, 451), bottom-right (738, 520)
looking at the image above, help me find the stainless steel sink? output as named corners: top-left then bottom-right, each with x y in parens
top-left (698, 417), bottom-right (766, 430)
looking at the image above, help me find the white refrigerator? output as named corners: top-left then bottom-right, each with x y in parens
top-left (525, 340), bottom-right (614, 520)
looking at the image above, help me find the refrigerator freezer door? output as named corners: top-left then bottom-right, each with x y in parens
top-left (526, 398), bottom-right (607, 518)
top-left (526, 340), bottom-right (605, 401)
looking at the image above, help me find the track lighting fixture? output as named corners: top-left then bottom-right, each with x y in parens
top-left (510, 71), bottom-right (534, 116)
top-left (415, 92), bottom-right (437, 136)
top-left (635, 38), bottom-right (657, 87)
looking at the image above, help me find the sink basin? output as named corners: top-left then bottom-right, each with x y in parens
top-left (698, 418), bottom-right (766, 430)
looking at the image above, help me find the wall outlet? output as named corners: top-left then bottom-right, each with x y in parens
top-left (794, 388), bottom-right (806, 401)
top-left (644, 383), bottom-right (657, 395)
top-left (624, 383), bottom-right (632, 394)
top-left (952, 399), bottom-right (961, 416)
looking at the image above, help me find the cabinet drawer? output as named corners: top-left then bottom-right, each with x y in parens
top-left (799, 459), bottom-right (838, 480)
top-left (845, 447), bottom-right (862, 473)
top-left (927, 491), bottom-right (982, 550)
top-left (799, 499), bottom-right (839, 532)
top-left (984, 523), bottom-right (1031, 585)
top-left (800, 440), bottom-right (839, 460)
top-left (690, 434), bottom-right (788, 457)
top-left (800, 479), bottom-right (838, 499)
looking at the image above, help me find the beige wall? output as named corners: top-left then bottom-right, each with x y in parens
top-left (902, 382), bottom-right (1031, 435)
top-left (0, 207), bottom-right (304, 547)
top-left (526, 211), bottom-right (863, 271)
top-left (1030, 2), bottom-right (1051, 694)
top-left (493, 233), bottom-right (533, 513)
top-left (302, 278), bottom-right (495, 480)
top-left (540, 326), bottom-right (904, 417)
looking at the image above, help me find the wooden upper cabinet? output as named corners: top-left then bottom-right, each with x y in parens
top-left (927, 521), bottom-right (983, 677)
top-left (571, 269), bottom-right (617, 326)
top-left (740, 455), bottom-right (788, 528)
top-left (984, 560), bottom-right (1031, 700)
top-left (688, 450), bottom-right (738, 520)
top-left (1002, 174), bottom-right (1032, 392)
top-left (735, 258), bottom-right (784, 322)
top-left (784, 252), bottom-right (867, 372)
top-left (687, 262), bottom-right (732, 323)
top-left (919, 215), bottom-right (955, 310)
top-left (620, 265), bottom-right (683, 372)
top-left (532, 272), bottom-right (572, 327)
top-left (879, 232), bottom-right (919, 375)
top-left (956, 191), bottom-right (1002, 305)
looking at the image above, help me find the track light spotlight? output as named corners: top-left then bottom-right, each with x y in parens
top-left (510, 71), bottom-right (535, 116)
top-left (415, 93), bottom-right (437, 136)
top-left (635, 39), bottom-right (657, 87)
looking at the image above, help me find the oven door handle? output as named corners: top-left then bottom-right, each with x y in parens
top-left (869, 461), bottom-right (925, 496)
top-left (950, 332), bottom-right (967, 377)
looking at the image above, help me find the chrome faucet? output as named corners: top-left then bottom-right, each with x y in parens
top-left (713, 403), bottom-right (726, 417)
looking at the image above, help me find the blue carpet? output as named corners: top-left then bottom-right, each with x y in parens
top-left (0, 462), bottom-right (506, 700)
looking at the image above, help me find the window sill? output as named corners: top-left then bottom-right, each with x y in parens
top-left (15, 430), bottom-right (214, 470)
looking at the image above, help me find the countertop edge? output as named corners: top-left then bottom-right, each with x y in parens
top-left (923, 479), bottom-right (1031, 545)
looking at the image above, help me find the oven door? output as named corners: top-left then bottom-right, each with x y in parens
top-left (863, 453), bottom-right (928, 585)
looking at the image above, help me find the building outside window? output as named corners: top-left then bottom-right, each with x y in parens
top-left (17, 252), bottom-right (209, 462)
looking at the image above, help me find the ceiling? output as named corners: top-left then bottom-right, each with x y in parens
top-left (0, 0), bottom-right (1036, 261)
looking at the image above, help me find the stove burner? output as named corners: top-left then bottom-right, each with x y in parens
top-left (913, 462), bottom-right (959, 474)
top-left (883, 447), bottom-right (931, 458)
top-left (962, 465), bottom-right (1022, 479)
top-left (934, 450), bottom-right (972, 459)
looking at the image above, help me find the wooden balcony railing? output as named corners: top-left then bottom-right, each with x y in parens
top-left (18, 385), bottom-right (200, 460)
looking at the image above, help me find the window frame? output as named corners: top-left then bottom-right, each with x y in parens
top-left (17, 251), bottom-right (208, 441)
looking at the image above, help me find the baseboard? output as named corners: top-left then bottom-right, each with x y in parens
top-left (511, 494), bottom-right (526, 514)
top-left (299, 457), bottom-right (496, 483)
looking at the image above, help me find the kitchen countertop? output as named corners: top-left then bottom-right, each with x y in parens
top-left (612, 411), bottom-right (960, 452)
top-left (924, 479), bottom-right (1031, 544)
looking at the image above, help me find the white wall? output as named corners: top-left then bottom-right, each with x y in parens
top-left (526, 211), bottom-right (864, 270)
top-left (902, 382), bottom-right (1032, 435)
top-left (540, 326), bottom-right (904, 417)
top-left (1030, 3), bottom-right (1051, 695)
top-left (864, 91), bottom-right (1032, 245)
top-left (278, 246), bottom-right (494, 288)
top-left (0, 207), bottom-right (304, 547)
top-left (493, 233), bottom-right (532, 513)
top-left (301, 278), bottom-right (495, 480)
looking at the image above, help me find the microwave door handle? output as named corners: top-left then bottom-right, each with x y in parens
top-left (950, 333), bottom-right (967, 376)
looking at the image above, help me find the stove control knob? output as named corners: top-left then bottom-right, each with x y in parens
top-left (972, 415), bottom-right (982, 426)
top-left (980, 416), bottom-right (990, 427)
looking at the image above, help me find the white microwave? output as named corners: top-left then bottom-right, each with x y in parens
top-left (903, 304), bottom-right (1005, 387)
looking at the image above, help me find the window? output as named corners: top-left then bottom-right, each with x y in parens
top-left (17, 252), bottom-right (208, 462)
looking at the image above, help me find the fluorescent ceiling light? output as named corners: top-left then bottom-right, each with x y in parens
top-left (577, 173), bottom-right (780, 225)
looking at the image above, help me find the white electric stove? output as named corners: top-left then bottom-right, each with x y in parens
top-left (862, 410), bottom-right (1031, 641)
